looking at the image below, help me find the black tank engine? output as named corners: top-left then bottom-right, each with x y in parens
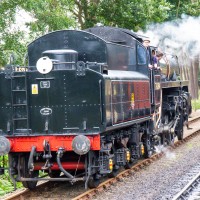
top-left (0, 26), bottom-right (191, 189)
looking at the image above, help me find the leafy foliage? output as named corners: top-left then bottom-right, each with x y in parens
top-left (0, 156), bottom-right (13, 196)
top-left (0, 0), bottom-right (199, 66)
top-left (21, 0), bottom-right (76, 34)
top-left (0, 155), bottom-right (22, 196)
top-left (93, 0), bottom-right (172, 31)
top-left (166, 0), bottom-right (200, 20)
top-left (65, 0), bottom-right (172, 30)
top-left (1, 31), bottom-right (27, 65)
top-left (0, 176), bottom-right (14, 196)
top-left (0, 0), bottom-right (77, 65)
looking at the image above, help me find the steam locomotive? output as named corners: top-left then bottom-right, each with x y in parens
top-left (0, 26), bottom-right (191, 189)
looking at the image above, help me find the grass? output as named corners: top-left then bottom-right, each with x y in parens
top-left (192, 99), bottom-right (200, 111)
top-left (192, 92), bottom-right (200, 111)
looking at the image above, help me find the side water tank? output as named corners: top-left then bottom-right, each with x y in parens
top-left (42, 49), bottom-right (78, 70)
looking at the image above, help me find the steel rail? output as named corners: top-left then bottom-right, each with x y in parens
top-left (172, 171), bottom-right (200, 200)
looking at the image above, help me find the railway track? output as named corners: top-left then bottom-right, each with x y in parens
top-left (3, 114), bottom-right (200, 200)
top-left (172, 166), bottom-right (200, 200)
top-left (186, 179), bottom-right (200, 200)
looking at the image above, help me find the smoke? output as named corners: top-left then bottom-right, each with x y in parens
top-left (138, 15), bottom-right (200, 59)
top-left (155, 145), bottom-right (176, 160)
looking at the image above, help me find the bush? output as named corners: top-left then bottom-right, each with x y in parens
top-left (0, 155), bottom-right (22, 196)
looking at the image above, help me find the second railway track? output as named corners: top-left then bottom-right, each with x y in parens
top-left (172, 166), bottom-right (200, 200)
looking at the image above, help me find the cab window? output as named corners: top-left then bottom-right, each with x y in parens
top-left (137, 44), bottom-right (147, 65)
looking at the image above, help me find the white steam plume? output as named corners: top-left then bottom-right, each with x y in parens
top-left (138, 15), bottom-right (200, 59)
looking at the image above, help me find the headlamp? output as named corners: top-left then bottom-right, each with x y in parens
top-left (72, 135), bottom-right (91, 155)
top-left (36, 56), bottom-right (53, 74)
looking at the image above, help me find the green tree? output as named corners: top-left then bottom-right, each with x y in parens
top-left (0, 0), bottom-right (199, 66)
top-left (0, 0), bottom-right (77, 65)
top-left (167, 0), bottom-right (200, 20)
top-left (68, 0), bottom-right (172, 30)
top-left (20, 0), bottom-right (76, 34)
top-left (0, 0), bottom-right (25, 65)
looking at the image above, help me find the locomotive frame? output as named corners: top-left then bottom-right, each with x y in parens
top-left (0, 26), bottom-right (191, 189)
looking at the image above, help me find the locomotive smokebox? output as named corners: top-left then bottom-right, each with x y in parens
top-left (42, 49), bottom-right (78, 70)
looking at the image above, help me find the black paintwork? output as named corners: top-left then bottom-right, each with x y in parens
top-left (28, 30), bottom-right (107, 66)
top-left (85, 26), bottom-right (142, 46)
top-left (0, 27), bottom-right (185, 136)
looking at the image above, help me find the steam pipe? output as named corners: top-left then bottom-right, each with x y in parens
top-left (56, 148), bottom-right (73, 179)
top-left (28, 146), bottom-right (36, 171)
